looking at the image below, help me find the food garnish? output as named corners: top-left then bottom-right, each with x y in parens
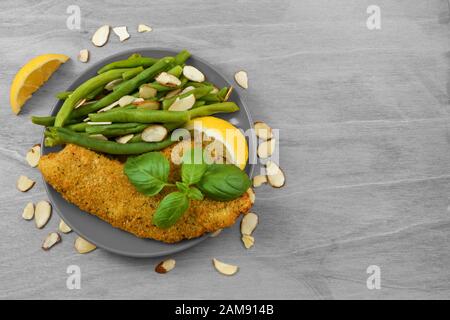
top-left (35, 200), bottom-right (52, 229)
top-left (112, 26), bottom-right (130, 42)
top-left (252, 175), bottom-right (267, 188)
top-left (22, 202), bottom-right (35, 220)
top-left (58, 219), bottom-right (72, 233)
top-left (240, 212), bottom-right (258, 236)
top-left (234, 70), bottom-right (248, 89)
top-left (182, 65), bottom-right (205, 82)
top-left (138, 24), bottom-right (152, 33)
top-left (266, 160), bottom-right (286, 188)
top-left (26, 144), bottom-right (41, 167)
top-left (212, 258), bottom-right (238, 276)
top-left (241, 234), bottom-right (254, 249)
top-left (92, 25), bottom-right (110, 47)
top-left (254, 121), bottom-right (273, 140)
top-left (155, 259), bottom-right (176, 274)
top-left (257, 138), bottom-right (275, 159)
top-left (78, 49), bottom-right (89, 63)
top-left (42, 232), bottom-right (61, 250)
top-left (74, 237), bottom-right (96, 254)
top-left (17, 175), bottom-right (35, 192)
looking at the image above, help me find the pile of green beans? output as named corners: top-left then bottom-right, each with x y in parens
top-left (32, 49), bottom-right (239, 155)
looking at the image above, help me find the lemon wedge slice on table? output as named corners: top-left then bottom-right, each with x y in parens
top-left (10, 54), bottom-right (70, 114)
top-left (183, 116), bottom-right (248, 170)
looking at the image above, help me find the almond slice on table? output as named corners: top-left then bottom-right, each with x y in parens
top-left (138, 24), bottom-right (152, 33)
top-left (22, 202), bottom-right (34, 220)
top-left (234, 70), bottom-right (248, 89)
top-left (141, 125), bottom-right (168, 142)
top-left (223, 86), bottom-right (233, 101)
top-left (35, 200), bottom-right (52, 229)
top-left (266, 160), bottom-right (286, 188)
top-left (78, 49), bottom-right (89, 63)
top-left (115, 134), bottom-right (134, 144)
top-left (246, 188), bottom-right (255, 204)
top-left (257, 138), bottom-right (275, 159)
top-left (155, 72), bottom-right (181, 87)
top-left (17, 175), bottom-right (35, 192)
top-left (182, 66), bottom-right (205, 82)
top-left (155, 259), bottom-right (176, 274)
top-left (92, 25), bottom-right (110, 47)
top-left (254, 121), bottom-right (273, 140)
top-left (113, 26), bottom-right (130, 42)
top-left (252, 175), bottom-right (267, 188)
top-left (59, 219), bottom-right (72, 233)
top-left (212, 258), bottom-right (238, 276)
top-left (241, 234), bottom-right (255, 249)
top-left (42, 232), bottom-right (61, 250)
top-left (74, 237), bottom-right (96, 254)
top-left (168, 94), bottom-right (195, 111)
top-left (26, 144), bottom-right (41, 167)
top-left (241, 212), bottom-right (258, 236)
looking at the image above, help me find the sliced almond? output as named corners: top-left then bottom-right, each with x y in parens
top-left (180, 86), bottom-right (195, 95)
top-left (91, 25), bottom-right (110, 47)
top-left (165, 88), bottom-right (182, 99)
top-left (98, 100), bottom-right (120, 112)
top-left (266, 160), bottom-right (286, 188)
top-left (115, 134), bottom-right (134, 144)
top-left (212, 258), bottom-right (238, 276)
top-left (22, 202), bottom-right (34, 220)
top-left (155, 259), bottom-right (176, 274)
top-left (134, 100), bottom-right (160, 110)
top-left (26, 144), bottom-right (41, 167)
top-left (35, 200), bottom-right (51, 229)
top-left (74, 237), bottom-right (96, 254)
top-left (119, 95), bottom-right (136, 107)
top-left (139, 84), bottom-right (157, 99)
top-left (42, 232), bottom-right (61, 251)
top-left (182, 66), bottom-right (205, 82)
top-left (112, 26), bottom-right (130, 42)
top-left (155, 72), bottom-right (181, 87)
top-left (210, 229), bottom-right (222, 237)
top-left (17, 175), bottom-right (35, 192)
top-left (105, 79), bottom-right (123, 91)
top-left (168, 94), bottom-right (195, 111)
top-left (78, 49), bottom-right (89, 63)
top-left (254, 121), bottom-right (273, 140)
top-left (141, 125), bottom-right (168, 142)
top-left (138, 24), bottom-right (152, 33)
top-left (74, 98), bottom-right (87, 109)
top-left (89, 134), bottom-right (108, 141)
top-left (252, 175), bottom-right (267, 188)
top-left (132, 98), bottom-right (145, 104)
top-left (59, 219), bottom-right (72, 233)
top-left (87, 122), bottom-right (112, 125)
top-left (247, 188), bottom-right (255, 204)
top-left (223, 86), bottom-right (233, 101)
top-left (241, 212), bottom-right (258, 236)
top-left (234, 70), bottom-right (248, 89)
top-left (241, 234), bottom-right (255, 249)
top-left (257, 139), bottom-right (276, 159)
top-left (210, 87), bottom-right (219, 94)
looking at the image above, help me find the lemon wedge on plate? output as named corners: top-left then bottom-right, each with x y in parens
top-left (183, 116), bottom-right (248, 170)
top-left (10, 54), bottom-right (70, 114)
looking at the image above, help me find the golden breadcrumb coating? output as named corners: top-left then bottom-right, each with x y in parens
top-left (38, 144), bottom-right (252, 243)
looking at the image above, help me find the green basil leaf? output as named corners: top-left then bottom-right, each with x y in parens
top-left (187, 186), bottom-right (203, 200)
top-left (196, 164), bottom-right (251, 201)
top-left (181, 147), bottom-right (207, 185)
top-left (153, 192), bottom-right (190, 229)
top-left (124, 152), bottom-right (170, 196)
top-left (176, 181), bottom-right (189, 193)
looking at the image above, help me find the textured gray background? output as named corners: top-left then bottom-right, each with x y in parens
top-left (0, 0), bottom-right (449, 299)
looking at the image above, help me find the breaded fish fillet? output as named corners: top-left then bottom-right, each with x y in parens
top-left (38, 144), bottom-right (252, 243)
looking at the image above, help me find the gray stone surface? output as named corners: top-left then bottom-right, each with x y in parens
top-left (0, 0), bottom-right (449, 299)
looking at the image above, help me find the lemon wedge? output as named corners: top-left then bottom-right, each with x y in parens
top-left (10, 54), bottom-right (70, 114)
top-left (183, 116), bottom-right (248, 170)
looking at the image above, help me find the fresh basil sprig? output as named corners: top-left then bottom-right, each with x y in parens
top-left (124, 148), bottom-right (250, 229)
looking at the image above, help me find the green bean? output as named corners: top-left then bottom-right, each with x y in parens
top-left (192, 100), bottom-right (206, 108)
top-left (128, 53), bottom-right (142, 59)
top-left (98, 57), bottom-right (158, 74)
top-left (55, 91), bottom-right (72, 100)
top-left (188, 102), bottom-right (239, 119)
top-left (167, 65), bottom-right (183, 78)
top-left (86, 85), bottom-right (105, 100)
top-left (50, 127), bottom-right (175, 154)
top-left (66, 122), bottom-right (89, 132)
top-left (122, 66), bottom-right (144, 80)
top-left (217, 87), bottom-right (228, 100)
top-left (198, 93), bottom-right (221, 103)
top-left (70, 57), bottom-right (175, 119)
top-left (162, 86), bottom-right (212, 110)
top-left (54, 68), bottom-right (137, 127)
top-left (88, 109), bottom-right (189, 124)
top-left (31, 116), bottom-right (79, 127)
top-left (174, 49), bottom-right (191, 65)
top-left (86, 124), bottom-right (148, 137)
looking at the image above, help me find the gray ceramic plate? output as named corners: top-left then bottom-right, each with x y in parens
top-left (41, 48), bottom-right (256, 258)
